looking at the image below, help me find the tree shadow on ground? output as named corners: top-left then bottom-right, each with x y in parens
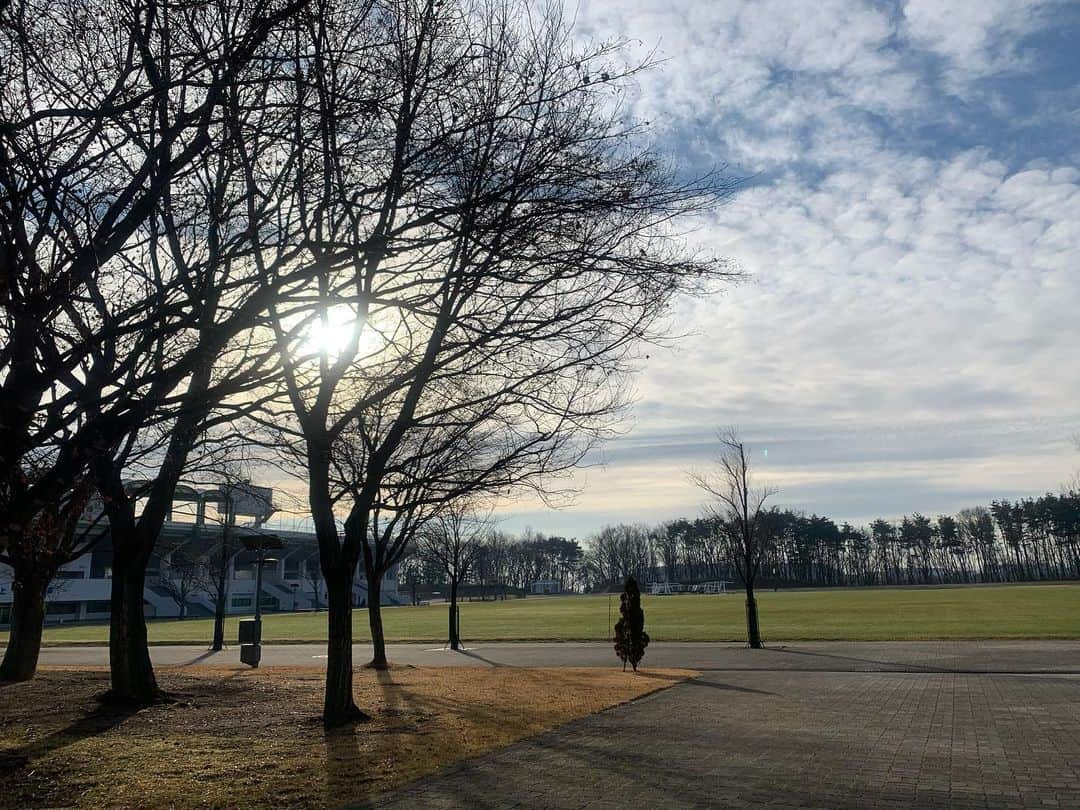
top-left (318, 671), bottom-right (399, 802)
top-left (765, 646), bottom-right (956, 673)
top-left (1, 695), bottom-right (139, 772)
top-left (323, 722), bottom-right (371, 802)
top-left (630, 669), bottom-right (776, 695)
top-left (356, 719), bottom-right (718, 809)
top-left (173, 649), bottom-right (222, 667)
top-left (682, 678), bottom-right (777, 696)
top-left (455, 649), bottom-right (505, 668)
top-left (371, 668), bottom-right (431, 731)
top-left (633, 670), bottom-right (691, 682)
top-left (373, 668), bottom-right (405, 714)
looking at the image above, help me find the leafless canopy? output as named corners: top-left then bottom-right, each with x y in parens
top-left (690, 428), bottom-right (777, 586)
top-left (253, 0), bottom-right (738, 570)
top-left (416, 500), bottom-right (489, 587)
top-left (234, 0), bottom-right (738, 720)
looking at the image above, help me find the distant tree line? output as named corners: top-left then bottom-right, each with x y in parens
top-left (397, 490), bottom-right (1080, 596)
top-left (574, 491), bottom-right (1080, 591)
top-left (402, 529), bottom-right (586, 597)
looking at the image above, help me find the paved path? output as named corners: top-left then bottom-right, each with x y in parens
top-left (31, 639), bottom-right (1080, 673)
top-left (360, 667), bottom-right (1080, 809)
top-left (31, 640), bottom-right (1080, 806)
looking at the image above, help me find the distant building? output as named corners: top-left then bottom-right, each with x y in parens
top-left (530, 579), bottom-right (559, 595)
top-left (0, 482), bottom-right (400, 626)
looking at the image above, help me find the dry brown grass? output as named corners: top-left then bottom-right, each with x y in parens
top-left (0, 664), bottom-right (693, 808)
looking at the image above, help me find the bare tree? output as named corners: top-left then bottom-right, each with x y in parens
top-left (353, 502), bottom-right (424, 668)
top-left (0, 473), bottom-right (105, 679)
top-left (587, 524), bottom-right (657, 588)
top-left (336, 400), bottom-right (584, 669)
top-left (299, 550), bottom-right (325, 611)
top-left (417, 502), bottom-right (487, 650)
top-left (0, 0), bottom-right (306, 695)
top-left (483, 531), bottom-right (513, 600)
top-left (204, 494), bottom-right (239, 651)
top-left (655, 522), bottom-right (682, 583)
top-left (252, 0), bottom-right (734, 726)
top-left (155, 542), bottom-right (210, 621)
top-left (398, 550), bottom-right (425, 605)
top-left (691, 428), bottom-right (776, 648)
top-left (332, 415), bottom-right (457, 670)
top-left (1068, 433), bottom-right (1080, 495)
top-left (194, 455), bottom-right (269, 650)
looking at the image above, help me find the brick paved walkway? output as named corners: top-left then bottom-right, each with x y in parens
top-left (360, 669), bottom-right (1080, 808)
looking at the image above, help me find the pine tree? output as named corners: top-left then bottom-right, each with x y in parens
top-left (613, 576), bottom-right (650, 671)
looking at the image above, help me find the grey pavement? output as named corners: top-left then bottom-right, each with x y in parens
top-left (31, 639), bottom-right (1080, 673)
top-left (360, 667), bottom-right (1080, 809)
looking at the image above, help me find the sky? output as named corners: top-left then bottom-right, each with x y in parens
top-left (494, 0), bottom-right (1080, 539)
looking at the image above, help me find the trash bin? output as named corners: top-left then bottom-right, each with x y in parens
top-left (238, 618), bottom-right (261, 644)
top-left (240, 643), bottom-right (261, 667)
top-left (239, 618), bottom-right (262, 668)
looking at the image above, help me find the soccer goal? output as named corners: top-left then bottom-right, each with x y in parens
top-left (700, 580), bottom-right (730, 594)
top-left (648, 581), bottom-right (683, 595)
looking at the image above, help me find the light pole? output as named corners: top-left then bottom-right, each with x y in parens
top-left (254, 552), bottom-right (279, 625)
top-left (239, 534), bottom-right (283, 668)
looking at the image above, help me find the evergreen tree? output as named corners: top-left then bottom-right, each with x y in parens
top-left (613, 576), bottom-right (650, 671)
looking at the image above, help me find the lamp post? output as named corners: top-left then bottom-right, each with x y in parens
top-left (254, 553), bottom-right (280, 624)
top-left (239, 534), bottom-right (283, 668)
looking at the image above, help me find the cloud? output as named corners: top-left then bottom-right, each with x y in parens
top-left (901, 0), bottom-right (1063, 82)
top-left (650, 148), bottom-right (1080, 435)
top-left (498, 1), bottom-right (1080, 538)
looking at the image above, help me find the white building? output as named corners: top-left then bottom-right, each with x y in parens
top-left (0, 483), bottom-right (401, 626)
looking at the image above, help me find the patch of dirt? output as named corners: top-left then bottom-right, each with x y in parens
top-left (0, 665), bottom-right (692, 808)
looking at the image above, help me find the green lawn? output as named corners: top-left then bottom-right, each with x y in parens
top-left (21, 583), bottom-right (1080, 645)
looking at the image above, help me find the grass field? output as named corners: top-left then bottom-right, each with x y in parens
top-left (18, 583), bottom-right (1080, 645)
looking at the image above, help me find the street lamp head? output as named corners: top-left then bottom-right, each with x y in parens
top-left (240, 534), bottom-right (284, 552)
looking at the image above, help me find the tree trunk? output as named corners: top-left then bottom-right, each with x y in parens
top-left (0, 568), bottom-right (49, 681)
top-left (211, 559), bottom-right (227, 651)
top-left (366, 572), bottom-right (387, 670)
top-left (108, 557), bottom-right (160, 703)
top-left (212, 589), bottom-right (226, 651)
top-left (323, 571), bottom-right (367, 727)
top-left (744, 582), bottom-right (762, 649)
top-left (449, 579), bottom-right (460, 650)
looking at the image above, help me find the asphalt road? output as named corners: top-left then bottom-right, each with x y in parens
top-left (29, 639), bottom-right (1080, 673)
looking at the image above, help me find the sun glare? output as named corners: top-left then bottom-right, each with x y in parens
top-left (302, 304), bottom-right (379, 360)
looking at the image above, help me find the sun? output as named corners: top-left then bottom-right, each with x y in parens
top-left (304, 304), bottom-right (357, 358)
top-left (302, 304), bottom-right (383, 361)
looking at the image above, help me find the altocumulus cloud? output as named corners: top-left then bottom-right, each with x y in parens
top-left (499, 0), bottom-right (1080, 537)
